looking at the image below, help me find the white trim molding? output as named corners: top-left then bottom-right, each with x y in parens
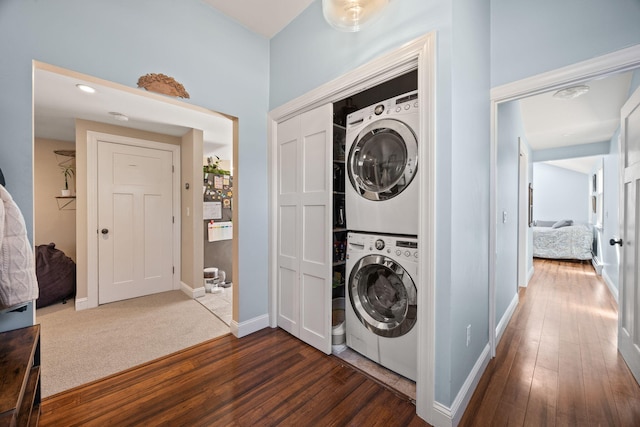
top-left (230, 314), bottom-right (270, 338)
top-left (181, 281), bottom-right (205, 299)
top-left (432, 344), bottom-right (492, 427)
top-left (602, 269), bottom-right (619, 303)
top-left (496, 293), bottom-right (519, 345)
top-left (527, 265), bottom-right (535, 285)
top-left (75, 297), bottom-right (88, 311)
top-left (268, 32), bottom-right (438, 424)
top-left (489, 43), bottom-right (640, 356)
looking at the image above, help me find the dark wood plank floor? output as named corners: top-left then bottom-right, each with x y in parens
top-left (460, 258), bottom-right (640, 426)
top-left (39, 258), bottom-right (640, 426)
top-left (39, 327), bottom-right (427, 426)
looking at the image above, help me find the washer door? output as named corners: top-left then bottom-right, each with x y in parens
top-left (348, 254), bottom-right (417, 338)
top-left (348, 118), bottom-right (418, 201)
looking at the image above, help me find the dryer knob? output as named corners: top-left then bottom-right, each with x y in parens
top-left (375, 239), bottom-right (385, 250)
top-left (396, 250), bottom-right (402, 256)
top-left (405, 250), bottom-right (411, 257)
top-left (374, 104), bottom-right (385, 115)
top-left (396, 106), bottom-right (401, 113)
top-left (414, 252), bottom-right (419, 258)
top-left (404, 104), bottom-right (410, 110)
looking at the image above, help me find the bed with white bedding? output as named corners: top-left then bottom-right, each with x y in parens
top-left (532, 220), bottom-right (593, 261)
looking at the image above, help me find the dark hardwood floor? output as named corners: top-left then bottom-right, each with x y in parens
top-left (460, 258), bottom-right (640, 426)
top-left (39, 327), bottom-right (427, 426)
top-left (39, 258), bottom-right (640, 426)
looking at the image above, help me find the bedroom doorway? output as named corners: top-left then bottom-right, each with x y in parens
top-left (489, 44), bottom-right (640, 356)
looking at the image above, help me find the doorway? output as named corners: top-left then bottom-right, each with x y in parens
top-left (33, 61), bottom-right (238, 393)
top-left (489, 45), bottom-right (640, 360)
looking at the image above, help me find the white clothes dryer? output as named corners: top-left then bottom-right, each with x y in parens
top-left (345, 91), bottom-right (420, 236)
top-left (345, 232), bottom-right (418, 381)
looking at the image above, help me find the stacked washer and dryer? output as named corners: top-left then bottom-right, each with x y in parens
top-left (344, 90), bottom-right (420, 381)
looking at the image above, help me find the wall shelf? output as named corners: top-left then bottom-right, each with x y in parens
top-left (55, 196), bottom-right (76, 210)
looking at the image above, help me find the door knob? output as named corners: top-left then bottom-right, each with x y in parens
top-left (609, 238), bottom-right (623, 246)
top-left (101, 228), bottom-right (109, 235)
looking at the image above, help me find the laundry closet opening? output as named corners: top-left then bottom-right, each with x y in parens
top-left (332, 70), bottom-right (420, 400)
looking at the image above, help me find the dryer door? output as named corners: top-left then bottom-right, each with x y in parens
top-left (348, 254), bottom-right (417, 338)
top-left (347, 118), bottom-right (418, 201)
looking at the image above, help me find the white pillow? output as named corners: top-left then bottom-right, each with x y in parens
top-left (552, 219), bottom-right (573, 229)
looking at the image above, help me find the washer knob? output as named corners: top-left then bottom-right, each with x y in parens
top-left (396, 249), bottom-right (402, 256)
top-left (405, 250), bottom-right (411, 257)
top-left (374, 104), bottom-right (385, 115)
top-left (375, 239), bottom-right (385, 250)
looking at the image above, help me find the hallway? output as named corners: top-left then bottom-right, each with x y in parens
top-left (461, 258), bottom-right (640, 426)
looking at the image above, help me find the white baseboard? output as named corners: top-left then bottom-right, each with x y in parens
top-left (591, 257), bottom-right (603, 275)
top-left (75, 297), bottom-right (88, 311)
top-left (496, 293), bottom-right (519, 345)
top-left (526, 265), bottom-right (534, 286)
top-left (431, 343), bottom-right (492, 427)
top-left (230, 313), bottom-right (271, 338)
top-left (180, 282), bottom-right (205, 299)
top-left (602, 268), bottom-right (618, 303)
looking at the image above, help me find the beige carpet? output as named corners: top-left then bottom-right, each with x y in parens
top-left (36, 290), bottom-right (230, 397)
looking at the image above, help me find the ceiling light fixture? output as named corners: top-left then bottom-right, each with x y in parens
top-left (552, 85), bottom-right (590, 100)
top-left (322, 0), bottom-right (389, 32)
top-left (76, 84), bottom-right (96, 94)
top-left (109, 112), bottom-right (129, 122)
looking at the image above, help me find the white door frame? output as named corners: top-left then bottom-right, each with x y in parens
top-left (489, 43), bottom-right (640, 356)
top-left (86, 131), bottom-right (181, 309)
top-left (268, 33), bottom-right (437, 423)
top-left (517, 138), bottom-right (529, 288)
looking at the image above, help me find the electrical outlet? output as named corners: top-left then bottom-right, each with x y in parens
top-left (466, 324), bottom-right (471, 347)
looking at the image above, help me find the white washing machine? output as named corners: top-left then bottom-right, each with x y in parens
top-left (345, 232), bottom-right (418, 381)
top-left (345, 90), bottom-right (420, 236)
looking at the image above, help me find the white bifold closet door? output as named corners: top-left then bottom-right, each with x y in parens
top-left (276, 103), bottom-right (333, 354)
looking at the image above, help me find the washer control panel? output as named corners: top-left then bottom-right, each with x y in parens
top-left (347, 232), bottom-right (418, 261)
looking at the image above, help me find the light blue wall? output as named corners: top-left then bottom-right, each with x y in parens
top-left (495, 100), bottom-right (529, 326)
top-left (533, 163), bottom-right (589, 223)
top-left (271, 0), bottom-right (490, 407)
top-left (0, 0), bottom-right (270, 322)
top-left (491, 0), bottom-right (640, 87)
top-left (533, 141), bottom-right (610, 163)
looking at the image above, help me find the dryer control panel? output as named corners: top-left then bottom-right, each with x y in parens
top-left (346, 90), bottom-right (419, 127)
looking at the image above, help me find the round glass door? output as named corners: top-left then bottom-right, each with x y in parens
top-left (348, 119), bottom-right (418, 201)
top-left (348, 254), bottom-right (417, 337)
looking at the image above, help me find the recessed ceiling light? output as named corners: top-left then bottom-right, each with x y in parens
top-left (76, 84), bottom-right (96, 94)
top-left (108, 112), bottom-right (129, 122)
top-left (553, 85), bottom-right (590, 100)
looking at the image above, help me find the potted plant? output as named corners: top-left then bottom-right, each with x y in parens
top-left (60, 165), bottom-right (74, 196)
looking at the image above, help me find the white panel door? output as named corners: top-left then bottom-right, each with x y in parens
top-left (277, 115), bottom-right (301, 336)
top-left (98, 141), bottom-right (174, 304)
top-left (299, 106), bottom-right (332, 353)
top-left (276, 103), bottom-right (332, 354)
top-left (618, 85), bottom-right (640, 384)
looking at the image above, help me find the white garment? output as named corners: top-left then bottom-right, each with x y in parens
top-left (0, 185), bottom-right (38, 309)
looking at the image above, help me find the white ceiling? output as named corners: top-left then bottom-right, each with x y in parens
top-left (519, 71), bottom-right (633, 174)
top-left (201, 0), bottom-right (315, 38)
top-left (34, 68), bottom-right (234, 160)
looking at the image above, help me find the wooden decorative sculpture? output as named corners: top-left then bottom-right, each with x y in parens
top-left (137, 73), bottom-right (190, 99)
